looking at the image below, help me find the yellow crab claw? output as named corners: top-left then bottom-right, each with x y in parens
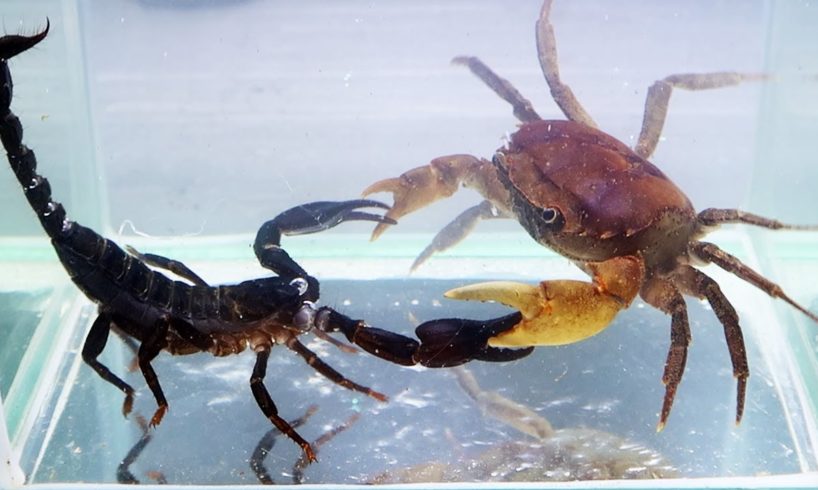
top-left (444, 278), bottom-right (631, 348)
top-left (444, 255), bottom-right (644, 347)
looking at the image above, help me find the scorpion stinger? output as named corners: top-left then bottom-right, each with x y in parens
top-left (1, 26), bottom-right (399, 465)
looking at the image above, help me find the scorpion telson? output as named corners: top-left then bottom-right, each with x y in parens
top-left (1, 26), bottom-right (396, 463)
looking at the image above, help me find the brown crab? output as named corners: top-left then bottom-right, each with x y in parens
top-left (361, 0), bottom-right (818, 429)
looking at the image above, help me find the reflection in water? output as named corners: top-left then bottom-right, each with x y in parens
top-left (369, 367), bottom-right (677, 483)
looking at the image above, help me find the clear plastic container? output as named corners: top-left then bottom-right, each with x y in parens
top-left (1, 0), bottom-right (817, 488)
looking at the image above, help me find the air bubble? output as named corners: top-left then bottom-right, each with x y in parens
top-left (27, 176), bottom-right (41, 189)
top-left (61, 220), bottom-right (75, 234)
top-left (289, 277), bottom-right (308, 295)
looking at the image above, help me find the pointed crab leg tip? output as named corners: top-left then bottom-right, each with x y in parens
top-left (656, 421), bottom-right (666, 433)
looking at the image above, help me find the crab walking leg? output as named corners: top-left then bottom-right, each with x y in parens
top-left (697, 208), bottom-right (818, 231)
top-left (411, 200), bottom-right (513, 271)
top-left (675, 265), bottom-right (748, 425)
top-left (445, 256), bottom-right (644, 347)
top-left (452, 56), bottom-right (541, 123)
top-left (635, 73), bottom-right (767, 159)
top-left (454, 366), bottom-right (555, 440)
top-left (639, 276), bottom-right (691, 430)
top-left (691, 241), bottom-right (818, 322)
top-left (536, 0), bottom-right (598, 128)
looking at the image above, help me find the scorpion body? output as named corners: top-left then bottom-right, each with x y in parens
top-left (1, 25), bottom-right (398, 463)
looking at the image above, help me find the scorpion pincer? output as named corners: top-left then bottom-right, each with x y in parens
top-left (1, 25), bottom-right (397, 463)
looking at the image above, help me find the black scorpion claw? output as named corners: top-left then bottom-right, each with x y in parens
top-left (254, 199), bottom-right (397, 280)
top-left (414, 312), bottom-right (531, 367)
top-left (272, 199), bottom-right (397, 236)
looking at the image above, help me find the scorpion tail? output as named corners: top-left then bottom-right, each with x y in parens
top-left (0, 20), bottom-right (49, 61)
top-left (0, 24), bottom-right (73, 242)
top-left (1, 24), bottom-right (122, 296)
top-left (1, 21), bottom-right (49, 110)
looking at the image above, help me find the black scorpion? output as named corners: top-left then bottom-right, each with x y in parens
top-left (0, 24), bottom-right (407, 464)
top-left (1, 25), bottom-right (540, 463)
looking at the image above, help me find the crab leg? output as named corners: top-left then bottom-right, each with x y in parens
top-left (410, 200), bottom-right (512, 271)
top-left (674, 265), bottom-right (748, 425)
top-left (452, 56), bottom-right (541, 123)
top-left (536, 0), bottom-right (598, 128)
top-left (639, 276), bottom-right (692, 431)
top-left (635, 72), bottom-right (767, 159)
top-left (697, 208), bottom-right (818, 231)
top-left (691, 241), bottom-right (818, 322)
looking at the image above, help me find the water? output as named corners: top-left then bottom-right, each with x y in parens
top-left (10, 274), bottom-right (816, 483)
top-left (1, 0), bottom-right (818, 486)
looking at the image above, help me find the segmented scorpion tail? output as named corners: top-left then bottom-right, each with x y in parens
top-left (0, 23), bottom-right (65, 239)
top-left (1, 22), bottom-right (126, 295)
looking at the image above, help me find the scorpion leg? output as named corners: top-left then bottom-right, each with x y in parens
top-left (635, 72), bottom-right (767, 159)
top-left (285, 337), bottom-right (387, 401)
top-left (254, 199), bottom-right (396, 278)
top-left (291, 412), bottom-right (361, 484)
top-left (137, 317), bottom-right (171, 427)
top-left (116, 415), bottom-right (154, 485)
top-left (82, 312), bottom-right (136, 417)
top-left (250, 349), bottom-right (318, 463)
top-left (250, 405), bottom-right (318, 485)
top-left (125, 245), bottom-right (209, 286)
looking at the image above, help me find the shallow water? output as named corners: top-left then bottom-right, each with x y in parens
top-left (10, 277), bottom-right (809, 484)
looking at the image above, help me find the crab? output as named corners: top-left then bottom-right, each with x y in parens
top-left (359, 0), bottom-right (818, 429)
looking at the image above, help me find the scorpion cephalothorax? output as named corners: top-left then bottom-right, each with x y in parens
top-left (1, 25), bottom-right (400, 464)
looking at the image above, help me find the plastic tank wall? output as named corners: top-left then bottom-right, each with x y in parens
top-left (0, 0), bottom-right (817, 487)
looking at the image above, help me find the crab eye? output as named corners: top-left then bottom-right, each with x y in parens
top-left (541, 207), bottom-right (560, 224)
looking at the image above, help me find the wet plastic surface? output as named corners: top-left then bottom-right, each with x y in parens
top-left (15, 277), bottom-right (812, 484)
